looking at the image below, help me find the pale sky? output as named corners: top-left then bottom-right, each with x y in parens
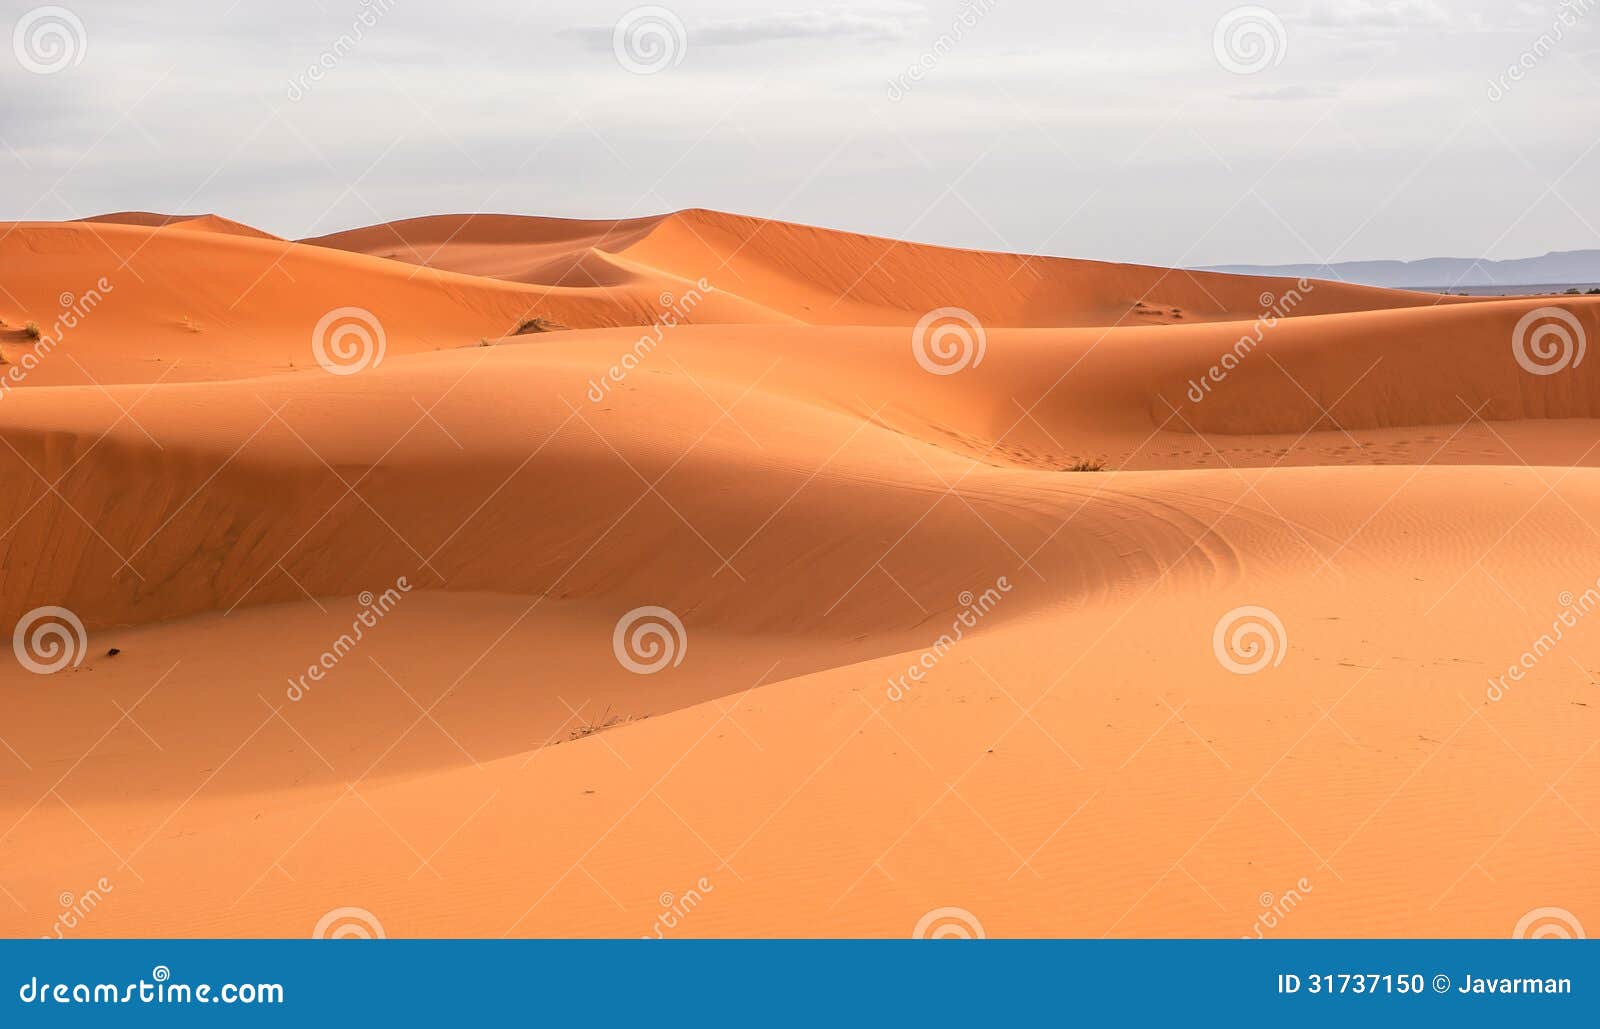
top-left (3, 0), bottom-right (1597, 265)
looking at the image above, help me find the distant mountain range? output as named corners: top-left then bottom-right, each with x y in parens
top-left (1199, 249), bottom-right (1600, 290)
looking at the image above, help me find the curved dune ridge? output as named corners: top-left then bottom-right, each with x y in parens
top-left (305, 207), bottom-right (1483, 327)
top-left (0, 209), bottom-right (1596, 939)
top-left (81, 211), bottom-right (286, 240)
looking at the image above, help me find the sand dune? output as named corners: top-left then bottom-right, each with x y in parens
top-left (307, 208), bottom-right (1478, 328)
top-left (0, 209), bottom-right (1594, 938)
top-left (81, 212), bottom-right (285, 240)
top-left (302, 213), bottom-right (669, 287)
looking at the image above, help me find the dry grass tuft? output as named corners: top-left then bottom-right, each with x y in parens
top-left (513, 316), bottom-right (568, 335)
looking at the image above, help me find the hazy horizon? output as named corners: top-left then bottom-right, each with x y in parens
top-left (50, 204), bottom-right (1600, 273)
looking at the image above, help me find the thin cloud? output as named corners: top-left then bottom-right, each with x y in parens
top-left (1305, 0), bottom-right (1451, 29)
top-left (698, 8), bottom-right (914, 44)
top-left (565, 5), bottom-right (916, 52)
top-left (1232, 84), bottom-right (1344, 101)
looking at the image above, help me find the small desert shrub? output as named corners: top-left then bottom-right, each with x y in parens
top-left (567, 705), bottom-right (640, 741)
top-left (514, 316), bottom-right (568, 335)
top-left (1064, 458), bottom-right (1106, 472)
top-left (23, 321), bottom-right (41, 340)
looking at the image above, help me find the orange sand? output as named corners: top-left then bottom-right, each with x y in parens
top-left (0, 210), bottom-right (1594, 938)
